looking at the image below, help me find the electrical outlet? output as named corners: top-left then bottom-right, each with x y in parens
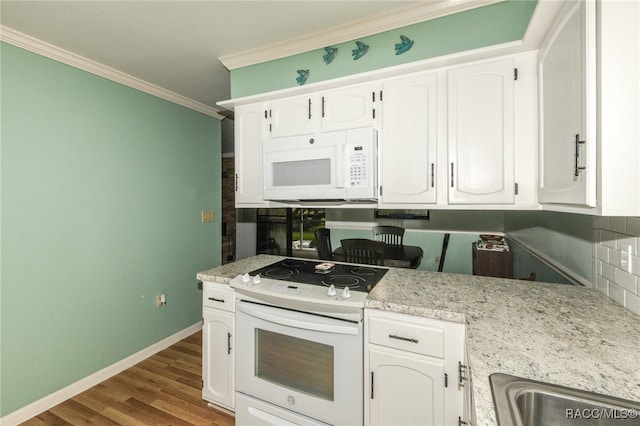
top-left (156, 293), bottom-right (167, 307)
top-left (202, 210), bottom-right (215, 223)
top-left (621, 245), bottom-right (633, 273)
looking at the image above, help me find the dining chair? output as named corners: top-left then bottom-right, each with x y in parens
top-left (314, 228), bottom-right (333, 261)
top-left (372, 225), bottom-right (405, 246)
top-left (340, 238), bottom-right (386, 266)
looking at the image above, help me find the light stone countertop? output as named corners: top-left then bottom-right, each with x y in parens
top-left (197, 255), bottom-right (640, 425)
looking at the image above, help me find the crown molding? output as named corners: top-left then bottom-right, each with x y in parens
top-left (219, 0), bottom-right (505, 70)
top-left (0, 25), bottom-right (224, 119)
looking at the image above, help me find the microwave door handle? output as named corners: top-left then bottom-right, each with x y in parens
top-left (237, 303), bottom-right (358, 335)
top-left (336, 144), bottom-right (345, 189)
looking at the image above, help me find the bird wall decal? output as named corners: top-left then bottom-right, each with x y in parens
top-left (323, 47), bottom-right (338, 64)
top-left (296, 69), bottom-right (309, 85)
top-left (395, 35), bottom-right (414, 55)
top-left (352, 41), bottom-right (369, 60)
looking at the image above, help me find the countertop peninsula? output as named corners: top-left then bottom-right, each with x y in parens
top-left (197, 255), bottom-right (640, 425)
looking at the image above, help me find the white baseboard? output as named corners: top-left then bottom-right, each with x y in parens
top-left (1, 322), bottom-right (202, 426)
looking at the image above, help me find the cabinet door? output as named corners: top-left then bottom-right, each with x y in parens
top-left (235, 103), bottom-right (268, 206)
top-left (538, 0), bottom-right (596, 206)
top-left (202, 308), bottom-right (235, 410)
top-left (369, 346), bottom-right (445, 426)
top-left (380, 73), bottom-right (438, 205)
top-left (320, 84), bottom-right (374, 133)
top-left (448, 59), bottom-right (515, 204)
top-left (269, 95), bottom-right (315, 138)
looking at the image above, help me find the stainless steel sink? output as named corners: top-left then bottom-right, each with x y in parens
top-left (490, 373), bottom-right (640, 426)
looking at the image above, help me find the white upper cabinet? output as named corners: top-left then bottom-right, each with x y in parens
top-left (234, 103), bottom-right (269, 207)
top-left (320, 84), bottom-right (375, 133)
top-left (538, 0), bottom-right (640, 215)
top-left (268, 95), bottom-right (315, 138)
top-left (223, 49), bottom-right (538, 210)
top-left (447, 58), bottom-right (516, 205)
top-left (379, 72), bottom-right (438, 205)
top-left (538, 0), bottom-right (596, 207)
top-left (268, 84), bottom-right (376, 139)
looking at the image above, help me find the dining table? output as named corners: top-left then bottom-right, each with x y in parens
top-left (332, 243), bottom-right (423, 269)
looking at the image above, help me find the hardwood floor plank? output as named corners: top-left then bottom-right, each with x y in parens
top-left (150, 393), bottom-right (232, 425)
top-left (19, 331), bottom-right (235, 426)
top-left (25, 410), bottom-right (73, 425)
top-left (117, 398), bottom-right (193, 426)
top-left (49, 399), bottom-right (108, 425)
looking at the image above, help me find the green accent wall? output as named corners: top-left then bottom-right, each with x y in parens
top-left (230, 0), bottom-right (537, 97)
top-left (1, 43), bottom-right (221, 416)
top-left (504, 211), bottom-right (593, 282)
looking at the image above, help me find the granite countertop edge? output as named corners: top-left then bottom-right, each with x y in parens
top-left (197, 256), bottom-right (640, 426)
top-left (364, 268), bottom-right (640, 426)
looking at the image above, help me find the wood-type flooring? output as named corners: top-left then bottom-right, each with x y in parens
top-left (20, 331), bottom-right (234, 426)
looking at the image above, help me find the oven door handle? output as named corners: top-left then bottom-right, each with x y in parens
top-left (238, 303), bottom-right (359, 335)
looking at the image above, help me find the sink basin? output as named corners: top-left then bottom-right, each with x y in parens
top-left (490, 373), bottom-right (640, 426)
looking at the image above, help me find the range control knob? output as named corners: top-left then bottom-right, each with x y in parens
top-left (241, 273), bottom-right (251, 283)
top-left (341, 286), bottom-right (351, 299)
top-left (327, 284), bottom-right (337, 297)
top-left (252, 274), bottom-right (262, 285)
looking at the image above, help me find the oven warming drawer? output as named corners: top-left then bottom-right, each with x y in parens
top-left (236, 393), bottom-right (331, 426)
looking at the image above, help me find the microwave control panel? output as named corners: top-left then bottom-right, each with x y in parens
top-left (346, 144), bottom-right (369, 187)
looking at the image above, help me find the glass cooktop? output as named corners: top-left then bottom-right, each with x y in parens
top-left (249, 258), bottom-right (388, 292)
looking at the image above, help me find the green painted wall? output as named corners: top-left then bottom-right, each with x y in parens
top-left (230, 0), bottom-right (537, 97)
top-left (508, 238), bottom-right (571, 284)
top-left (504, 211), bottom-right (593, 282)
top-left (0, 43), bottom-right (221, 416)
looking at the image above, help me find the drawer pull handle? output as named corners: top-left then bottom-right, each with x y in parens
top-left (389, 334), bottom-right (419, 344)
top-left (208, 296), bottom-right (225, 303)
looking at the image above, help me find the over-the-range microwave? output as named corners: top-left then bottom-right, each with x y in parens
top-left (263, 128), bottom-right (377, 202)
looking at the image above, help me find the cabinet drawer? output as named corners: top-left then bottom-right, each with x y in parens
top-left (368, 315), bottom-right (445, 358)
top-left (203, 283), bottom-right (235, 312)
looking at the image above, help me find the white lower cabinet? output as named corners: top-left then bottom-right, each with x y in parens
top-left (202, 282), bottom-right (235, 411)
top-left (365, 309), bottom-right (467, 426)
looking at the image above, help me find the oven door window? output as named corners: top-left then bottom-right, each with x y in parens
top-left (255, 329), bottom-right (334, 401)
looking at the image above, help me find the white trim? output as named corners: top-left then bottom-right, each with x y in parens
top-left (218, 40), bottom-right (528, 110)
top-left (0, 322), bottom-right (202, 426)
top-left (326, 221), bottom-right (380, 230)
top-left (326, 222), bottom-right (502, 238)
top-left (219, 0), bottom-right (506, 70)
top-left (0, 26), bottom-right (224, 120)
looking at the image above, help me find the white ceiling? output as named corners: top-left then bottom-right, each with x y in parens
top-left (1, 0), bottom-right (435, 114)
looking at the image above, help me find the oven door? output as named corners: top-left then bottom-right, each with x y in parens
top-left (236, 301), bottom-right (363, 426)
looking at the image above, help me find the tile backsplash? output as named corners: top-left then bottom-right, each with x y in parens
top-left (593, 217), bottom-right (640, 316)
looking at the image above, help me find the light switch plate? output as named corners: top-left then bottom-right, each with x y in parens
top-left (202, 210), bottom-right (215, 223)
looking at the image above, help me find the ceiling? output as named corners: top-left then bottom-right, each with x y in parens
top-left (1, 0), bottom-right (436, 115)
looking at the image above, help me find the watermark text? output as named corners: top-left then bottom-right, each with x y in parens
top-left (566, 408), bottom-right (639, 420)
